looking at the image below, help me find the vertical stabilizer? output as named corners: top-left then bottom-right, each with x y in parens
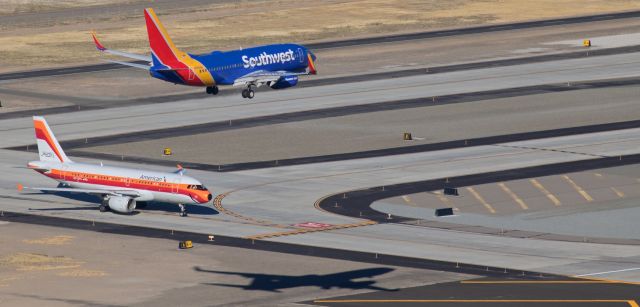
top-left (33, 116), bottom-right (72, 163)
top-left (144, 8), bottom-right (182, 66)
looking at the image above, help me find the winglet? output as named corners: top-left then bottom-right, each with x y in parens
top-left (174, 164), bottom-right (185, 175)
top-left (17, 183), bottom-right (23, 191)
top-left (91, 32), bottom-right (107, 51)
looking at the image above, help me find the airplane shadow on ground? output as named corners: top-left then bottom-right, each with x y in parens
top-left (194, 267), bottom-right (399, 293)
top-left (24, 189), bottom-right (218, 215)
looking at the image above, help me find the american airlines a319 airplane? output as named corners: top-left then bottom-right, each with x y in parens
top-left (92, 8), bottom-right (317, 99)
top-left (19, 116), bottom-right (212, 217)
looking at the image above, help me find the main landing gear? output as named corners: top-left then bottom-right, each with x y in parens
top-left (206, 86), bottom-right (219, 95)
top-left (99, 198), bottom-right (109, 212)
top-left (241, 85), bottom-right (255, 99)
top-left (179, 204), bottom-right (188, 217)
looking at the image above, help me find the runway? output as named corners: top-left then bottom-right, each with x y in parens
top-left (2, 51), bottom-right (640, 148)
top-left (3, 43), bottom-right (640, 121)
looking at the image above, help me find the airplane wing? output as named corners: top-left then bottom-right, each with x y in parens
top-left (232, 70), bottom-right (309, 87)
top-left (105, 59), bottom-right (150, 70)
top-left (18, 184), bottom-right (141, 198)
top-left (91, 32), bottom-right (151, 64)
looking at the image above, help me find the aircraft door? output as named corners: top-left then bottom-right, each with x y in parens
top-left (297, 48), bottom-right (304, 64)
top-left (188, 69), bottom-right (195, 81)
top-left (61, 165), bottom-right (67, 181)
top-left (172, 178), bottom-right (181, 193)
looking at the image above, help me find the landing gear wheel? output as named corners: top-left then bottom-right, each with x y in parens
top-left (241, 89), bottom-right (248, 98)
top-left (246, 89), bottom-right (255, 99)
top-left (179, 204), bottom-right (188, 217)
top-left (100, 198), bottom-right (109, 212)
top-left (206, 86), bottom-right (219, 95)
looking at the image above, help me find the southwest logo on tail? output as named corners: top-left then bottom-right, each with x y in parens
top-left (22, 116), bottom-right (212, 217)
top-left (92, 8), bottom-right (317, 99)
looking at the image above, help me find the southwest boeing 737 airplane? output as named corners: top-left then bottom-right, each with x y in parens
top-left (92, 8), bottom-right (317, 99)
top-left (19, 116), bottom-right (212, 217)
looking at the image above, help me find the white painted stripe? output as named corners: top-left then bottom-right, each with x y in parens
top-left (575, 267), bottom-right (640, 277)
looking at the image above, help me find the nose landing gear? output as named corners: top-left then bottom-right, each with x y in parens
top-left (178, 204), bottom-right (188, 217)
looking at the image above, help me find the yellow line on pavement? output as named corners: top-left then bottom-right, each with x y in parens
top-left (402, 195), bottom-right (416, 206)
top-left (433, 191), bottom-right (459, 211)
top-left (611, 187), bottom-right (625, 198)
top-left (466, 187), bottom-right (496, 214)
top-left (530, 179), bottom-right (561, 206)
top-left (562, 175), bottom-right (594, 202)
top-left (314, 299), bottom-right (638, 305)
top-left (245, 221), bottom-right (377, 240)
top-left (461, 280), bottom-right (616, 284)
top-left (497, 182), bottom-right (528, 210)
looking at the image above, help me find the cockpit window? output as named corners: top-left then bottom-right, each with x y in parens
top-left (189, 185), bottom-right (207, 191)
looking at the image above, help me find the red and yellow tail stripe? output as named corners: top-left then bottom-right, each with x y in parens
top-left (307, 54), bottom-right (317, 75)
top-left (34, 117), bottom-right (69, 163)
top-left (144, 8), bottom-right (214, 86)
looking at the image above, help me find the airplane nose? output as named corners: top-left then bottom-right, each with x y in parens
top-left (207, 193), bottom-right (212, 201)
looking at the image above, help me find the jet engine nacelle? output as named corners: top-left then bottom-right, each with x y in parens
top-left (269, 75), bottom-right (298, 89)
top-left (108, 196), bottom-right (136, 213)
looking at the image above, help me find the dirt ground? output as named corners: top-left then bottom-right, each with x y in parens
top-left (1, 0), bottom-right (640, 72)
top-left (0, 221), bottom-right (470, 306)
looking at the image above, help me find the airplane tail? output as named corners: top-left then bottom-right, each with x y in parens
top-left (144, 8), bottom-right (184, 67)
top-left (33, 116), bottom-right (72, 163)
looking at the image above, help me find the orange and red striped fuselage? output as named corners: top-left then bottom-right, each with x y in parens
top-left (28, 160), bottom-right (212, 204)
